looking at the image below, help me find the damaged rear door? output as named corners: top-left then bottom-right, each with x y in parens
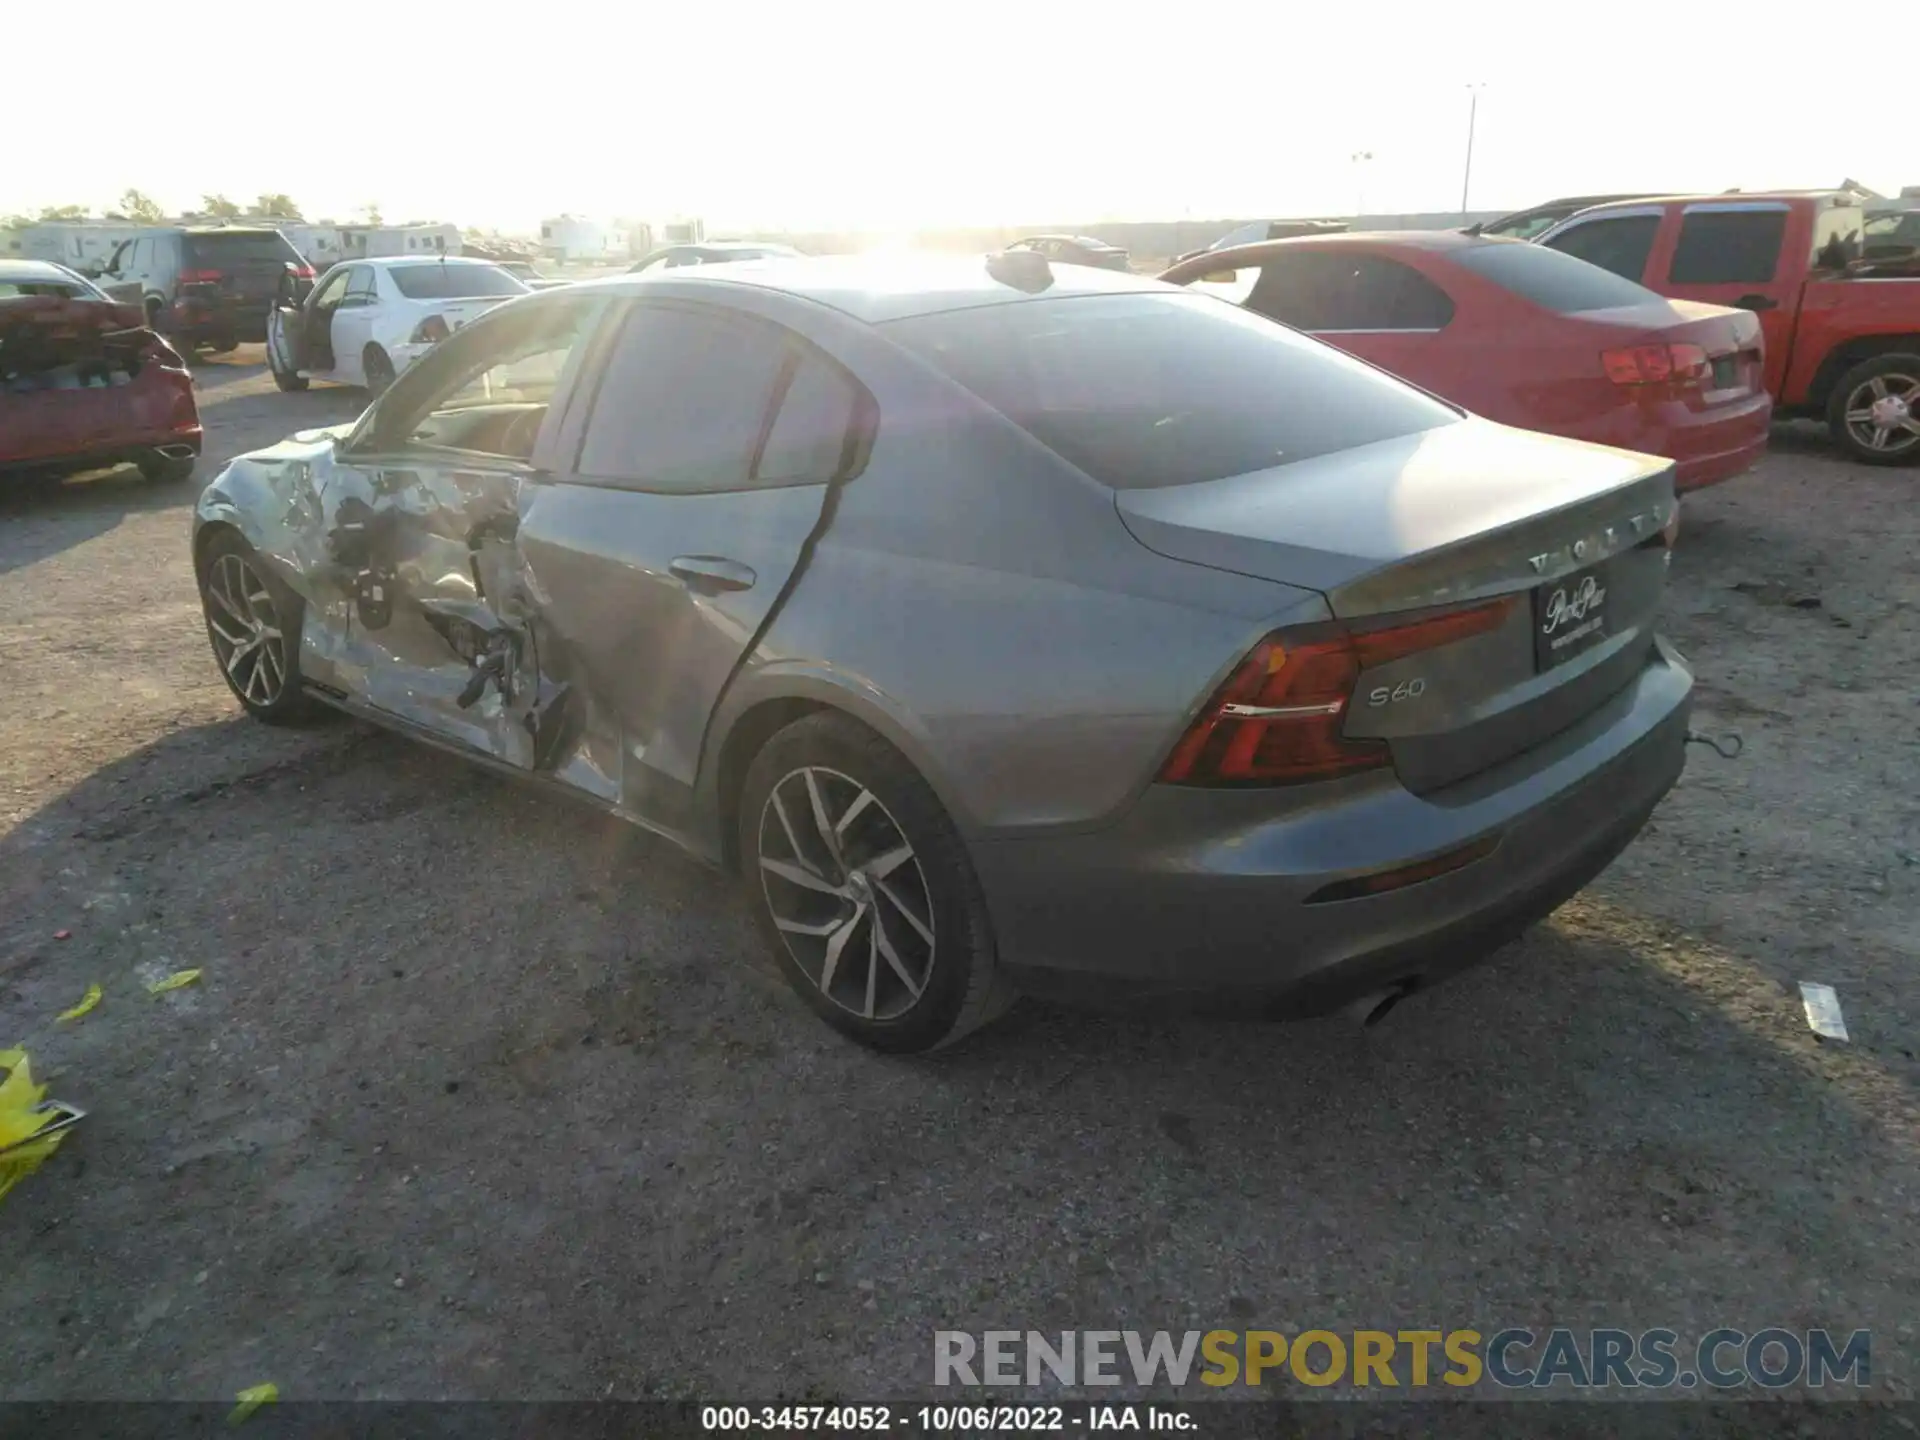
top-left (508, 298), bottom-right (870, 823)
top-left (289, 291), bottom-right (612, 768)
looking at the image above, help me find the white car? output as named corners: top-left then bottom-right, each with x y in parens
top-left (267, 256), bottom-right (529, 395)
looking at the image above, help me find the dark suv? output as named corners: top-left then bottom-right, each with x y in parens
top-left (94, 226), bottom-right (314, 353)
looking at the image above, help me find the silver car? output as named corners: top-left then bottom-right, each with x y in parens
top-left (191, 251), bottom-right (1692, 1052)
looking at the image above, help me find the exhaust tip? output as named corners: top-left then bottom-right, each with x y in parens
top-left (1342, 983), bottom-right (1413, 1028)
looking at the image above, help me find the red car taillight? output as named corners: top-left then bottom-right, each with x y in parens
top-left (1159, 598), bottom-right (1515, 787)
top-left (1602, 342), bottom-right (1710, 388)
top-left (410, 314), bottom-right (451, 345)
top-left (292, 263), bottom-right (316, 280)
top-left (178, 268), bottom-right (225, 285)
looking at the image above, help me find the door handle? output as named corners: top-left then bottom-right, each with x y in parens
top-left (1733, 294), bottom-right (1778, 312)
top-left (669, 556), bottom-right (756, 593)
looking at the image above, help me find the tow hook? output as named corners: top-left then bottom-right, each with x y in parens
top-left (1685, 730), bottom-right (1743, 759)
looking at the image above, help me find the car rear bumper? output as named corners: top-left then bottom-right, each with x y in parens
top-left (168, 296), bottom-right (270, 343)
top-left (969, 636), bottom-right (1693, 1015)
top-left (1, 377), bottom-right (203, 476)
top-left (1571, 391), bottom-right (1772, 494)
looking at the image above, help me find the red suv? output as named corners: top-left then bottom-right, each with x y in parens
top-left (1, 260), bottom-right (202, 486)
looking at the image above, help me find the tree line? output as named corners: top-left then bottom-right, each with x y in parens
top-left (4, 191), bottom-right (386, 230)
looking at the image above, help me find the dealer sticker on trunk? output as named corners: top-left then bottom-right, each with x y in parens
top-left (1534, 564), bottom-right (1611, 670)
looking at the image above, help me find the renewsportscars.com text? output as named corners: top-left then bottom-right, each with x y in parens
top-left (934, 1328), bottom-right (1871, 1390)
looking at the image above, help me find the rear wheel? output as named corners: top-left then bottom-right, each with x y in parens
top-left (738, 713), bottom-right (1015, 1053)
top-left (1827, 354), bottom-right (1920, 466)
top-left (363, 345), bottom-right (396, 398)
top-left (197, 530), bottom-right (322, 725)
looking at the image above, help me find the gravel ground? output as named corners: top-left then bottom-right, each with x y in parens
top-left (1, 352), bottom-right (1916, 1403)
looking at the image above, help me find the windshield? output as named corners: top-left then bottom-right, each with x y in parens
top-left (1452, 241), bottom-right (1662, 312)
top-left (885, 292), bottom-right (1459, 490)
top-left (387, 263), bottom-right (529, 300)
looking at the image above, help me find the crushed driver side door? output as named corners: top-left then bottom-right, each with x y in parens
top-left (280, 292), bottom-right (613, 769)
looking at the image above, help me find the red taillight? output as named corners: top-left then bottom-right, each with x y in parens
top-left (410, 314), bottom-right (451, 345)
top-left (1159, 599), bottom-right (1515, 787)
top-left (292, 263), bottom-right (316, 280)
top-left (1602, 342), bottom-right (1711, 387)
top-left (178, 268), bottom-right (225, 285)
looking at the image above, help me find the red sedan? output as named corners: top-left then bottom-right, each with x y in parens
top-left (1159, 233), bottom-right (1770, 492)
top-left (1, 260), bottom-right (201, 487)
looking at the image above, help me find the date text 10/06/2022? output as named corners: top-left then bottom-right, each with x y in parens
top-left (703, 1407), bottom-right (1192, 1432)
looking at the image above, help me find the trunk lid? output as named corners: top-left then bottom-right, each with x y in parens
top-left (1116, 417), bottom-right (1679, 792)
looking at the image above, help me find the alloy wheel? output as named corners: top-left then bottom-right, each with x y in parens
top-left (1842, 371), bottom-right (1920, 456)
top-left (756, 766), bottom-right (936, 1021)
top-left (204, 553), bottom-right (290, 707)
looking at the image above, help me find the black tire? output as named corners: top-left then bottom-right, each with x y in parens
top-left (138, 453), bottom-right (196, 485)
top-left (266, 313), bottom-right (309, 392)
top-left (196, 529), bottom-right (326, 726)
top-left (363, 345), bottom-right (396, 398)
top-left (1826, 353), bottom-right (1920, 466)
top-left (204, 335), bottom-right (238, 356)
top-left (738, 712), bottom-right (1016, 1053)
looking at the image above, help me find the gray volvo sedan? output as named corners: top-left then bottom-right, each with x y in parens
top-left (191, 250), bottom-right (1692, 1051)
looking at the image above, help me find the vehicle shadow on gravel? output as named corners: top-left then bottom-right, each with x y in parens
top-left (4, 711), bottom-right (1912, 1398)
top-left (0, 466), bottom-right (192, 576)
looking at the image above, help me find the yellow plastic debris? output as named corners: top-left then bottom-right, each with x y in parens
top-left (0, 1049), bottom-right (80, 1204)
top-left (147, 969), bottom-right (203, 995)
top-left (228, 1382), bottom-right (279, 1426)
top-left (58, 983), bottom-right (104, 1023)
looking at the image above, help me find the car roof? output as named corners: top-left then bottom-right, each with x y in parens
top-left (361, 255), bottom-right (496, 268)
top-left (1235, 229), bottom-right (1498, 252)
top-left (0, 258), bottom-right (88, 283)
top-left (182, 226), bottom-right (287, 237)
top-left (584, 251), bottom-right (1166, 324)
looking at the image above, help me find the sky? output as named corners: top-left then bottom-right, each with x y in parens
top-left (8, 1), bottom-right (1912, 236)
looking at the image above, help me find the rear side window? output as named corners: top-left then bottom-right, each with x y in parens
top-left (184, 231), bottom-right (303, 267)
top-left (757, 355), bottom-right (863, 484)
top-left (1541, 215), bottom-right (1659, 281)
top-left (388, 263), bottom-right (527, 300)
top-left (1451, 241), bottom-right (1662, 312)
top-left (1668, 210), bottom-right (1787, 285)
top-left (1246, 252), bottom-right (1455, 331)
top-left (577, 305), bottom-right (858, 491)
top-left (884, 292), bottom-right (1458, 491)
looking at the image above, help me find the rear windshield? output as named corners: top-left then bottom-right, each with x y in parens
top-left (1452, 241), bottom-right (1661, 312)
top-left (387, 263), bottom-right (528, 300)
top-left (184, 231), bottom-right (304, 267)
top-left (884, 292), bottom-right (1458, 490)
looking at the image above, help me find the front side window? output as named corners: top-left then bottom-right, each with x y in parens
top-left (575, 305), bottom-right (834, 491)
top-left (310, 267), bottom-right (351, 313)
top-left (885, 291), bottom-right (1458, 491)
top-left (359, 294), bottom-right (600, 459)
top-left (1668, 210), bottom-right (1787, 285)
top-left (1541, 215), bottom-right (1660, 281)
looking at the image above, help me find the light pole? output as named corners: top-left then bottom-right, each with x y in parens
top-left (1460, 84), bottom-right (1485, 217)
top-left (1351, 151), bottom-right (1374, 221)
